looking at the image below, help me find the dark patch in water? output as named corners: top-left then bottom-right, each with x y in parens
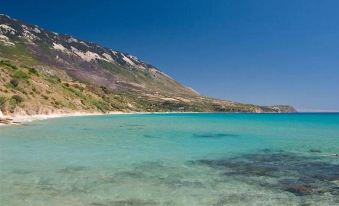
top-left (143, 134), bottom-right (158, 138)
top-left (90, 199), bottom-right (158, 206)
top-left (260, 148), bottom-right (272, 153)
top-left (133, 161), bottom-right (165, 170)
top-left (110, 161), bottom-right (205, 189)
top-left (90, 203), bottom-right (106, 206)
top-left (191, 152), bottom-right (339, 196)
top-left (127, 127), bottom-right (144, 131)
top-left (214, 194), bottom-right (266, 206)
top-left (133, 161), bottom-right (205, 188)
top-left (278, 178), bottom-right (337, 196)
top-left (12, 169), bottom-right (31, 175)
top-left (309, 149), bottom-right (321, 153)
top-left (119, 124), bottom-right (145, 131)
top-left (193, 133), bottom-right (239, 139)
top-left (58, 166), bottom-right (88, 174)
top-left (36, 183), bottom-right (59, 193)
top-left (120, 124), bottom-right (145, 128)
top-left (21, 123), bottom-right (39, 127)
top-left (114, 171), bottom-right (145, 179)
top-left (127, 124), bottom-right (145, 127)
top-left (259, 148), bottom-right (285, 153)
top-left (34, 177), bottom-right (61, 194)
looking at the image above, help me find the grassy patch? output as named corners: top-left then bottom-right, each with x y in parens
top-left (13, 70), bottom-right (29, 80)
top-left (28, 67), bottom-right (39, 76)
top-left (0, 60), bottom-right (19, 70)
top-left (46, 75), bottom-right (61, 84)
top-left (0, 43), bottom-right (38, 65)
top-left (0, 96), bottom-right (6, 111)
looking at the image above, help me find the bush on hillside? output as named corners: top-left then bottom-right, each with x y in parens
top-left (11, 95), bottom-right (24, 103)
top-left (0, 60), bottom-right (19, 70)
top-left (10, 79), bottom-right (19, 87)
top-left (0, 96), bottom-right (6, 109)
top-left (28, 67), bottom-right (39, 76)
top-left (13, 70), bottom-right (29, 79)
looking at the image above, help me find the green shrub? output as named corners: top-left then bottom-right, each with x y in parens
top-left (100, 86), bottom-right (109, 94)
top-left (11, 95), bottom-right (24, 103)
top-left (13, 70), bottom-right (29, 79)
top-left (28, 67), bottom-right (39, 76)
top-left (0, 60), bottom-right (18, 70)
top-left (92, 100), bottom-right (109, 112)
top-left (46, 75), bottom-right (61, 84)
top-left (10, 79), bottom-right (19, 87)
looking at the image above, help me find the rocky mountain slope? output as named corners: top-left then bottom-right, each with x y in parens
top-left (0, 14), bottom-right (296, 115)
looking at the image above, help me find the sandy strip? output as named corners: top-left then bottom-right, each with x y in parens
top-left (0, 111), bottom-right (207, 126)
top-left (0, 111), bottom-right (128, 126)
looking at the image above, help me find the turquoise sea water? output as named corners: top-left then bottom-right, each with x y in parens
top-left (0, 113), bottom-right (338, 205)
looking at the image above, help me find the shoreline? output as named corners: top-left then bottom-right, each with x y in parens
top-left (0, 111), bottom-right (127, 126)
top-left (0, 111), bottom-right (194, 126)
top-left (0, 111), bottom-right (224, 126)
top-left (1, 111), bottom-right (337, 127)
top-left (0, 111), bottom-right (206, 126)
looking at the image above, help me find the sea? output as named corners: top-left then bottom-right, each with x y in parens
top-left (0, 113), bottom-right (338, 205)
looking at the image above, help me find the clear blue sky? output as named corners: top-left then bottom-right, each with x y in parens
top-left (2, 0), bottom-right (339, 111)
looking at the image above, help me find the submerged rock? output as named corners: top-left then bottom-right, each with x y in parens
top-left (192, 152), bottom-right (339, 196)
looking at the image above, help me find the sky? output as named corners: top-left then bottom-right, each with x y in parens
top-left (1, 0), bottom-right (339, 111)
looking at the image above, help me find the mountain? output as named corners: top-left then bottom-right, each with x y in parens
top-left (0, 14), bottom-right (296, 115)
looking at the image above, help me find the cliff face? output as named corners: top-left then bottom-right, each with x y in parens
top-left (0, 14), bottom-right (296, 115)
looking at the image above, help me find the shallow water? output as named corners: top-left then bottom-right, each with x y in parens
top-left (0, 113), bottom-right (338, 205)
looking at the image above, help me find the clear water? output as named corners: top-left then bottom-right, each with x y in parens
top-left (0, 113), bottom-right (338, 206)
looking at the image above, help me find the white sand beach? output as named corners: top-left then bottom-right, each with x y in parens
top-left (0, 111), bottom-right (127, 126)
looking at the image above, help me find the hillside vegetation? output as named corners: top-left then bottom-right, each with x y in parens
top-left (1, 60), bottom-right (273, 114)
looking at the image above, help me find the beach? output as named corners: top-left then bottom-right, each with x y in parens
top-left (0, 111), bottom-right (207, 126)
top-left (0, 111), bottom-right (126, 126)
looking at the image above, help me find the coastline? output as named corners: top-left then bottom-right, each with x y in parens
top-left (0, 111), bottom-right (126, 126)
top-left (0, 111), bottom-right (206, 126)
top-left (0, 111), bottom-right (219, 126)
top-left (2, 111), bottom-right (334, 127)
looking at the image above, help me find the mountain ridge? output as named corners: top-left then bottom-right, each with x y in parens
top-left (0, 14), bottom-right (296, 115)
